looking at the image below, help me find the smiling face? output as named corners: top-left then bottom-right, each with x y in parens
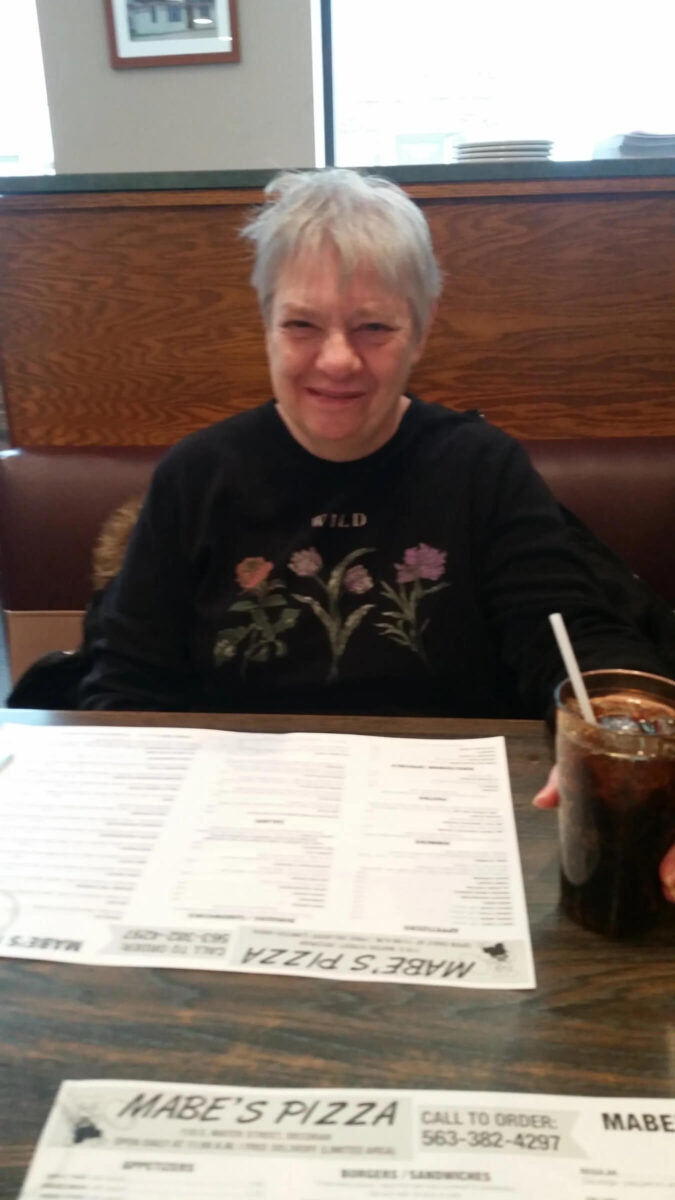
top-left (265, 243), bottom-right (427, 461)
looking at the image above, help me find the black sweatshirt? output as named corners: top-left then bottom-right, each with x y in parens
top-left (79, 398), bottom-right (667, 715)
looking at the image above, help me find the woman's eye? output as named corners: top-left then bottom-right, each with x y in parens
top-left (283, 319), bottom-right (315, 330)
top-left (358, 322), bottom-right (392, 333)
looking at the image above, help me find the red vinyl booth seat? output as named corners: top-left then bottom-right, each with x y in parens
top-left (0, 438), bottom-right (673, 686)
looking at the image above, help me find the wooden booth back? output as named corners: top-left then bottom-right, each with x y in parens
top-left (0, 175), bottom-right (673, 447)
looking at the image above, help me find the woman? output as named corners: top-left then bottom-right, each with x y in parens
top-left (78, 167), bottom-right (675, 903)
top-left (79, 167), bottom-right (669, 719)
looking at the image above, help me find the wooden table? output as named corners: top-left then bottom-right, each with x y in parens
top-left (1, 710), bottom-right (673, 1198)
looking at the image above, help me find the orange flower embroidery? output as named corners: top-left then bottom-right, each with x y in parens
top-left (235, 557), bottom-right (274, 590)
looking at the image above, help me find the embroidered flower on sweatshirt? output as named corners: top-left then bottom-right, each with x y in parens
top-left (235, 556), bottom-right (274, 590)
top-left (214, 558), bottom-right (299, 676)
top-left (290, 547), bottom-right (375, 682)
top-left (288, 547), bottom-right (323, 577)
top-left (344, 564), bottom-right (374, 595)
top-left (377, 543), bottom-right (449, 665)
top-left (395, 543), bottom-right (446, 583)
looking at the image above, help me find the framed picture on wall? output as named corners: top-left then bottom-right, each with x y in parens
top-left (105, 0), bottom-right (240, 68)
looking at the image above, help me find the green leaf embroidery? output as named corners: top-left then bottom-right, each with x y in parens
top-left (249, 608), bottom-right (275, 640)
top-left (213, 625), bottom-right (250, 663)
top-left (379, 579), bottom-right (400, 605)
top-left (335, 604), bottom-right (375, 659)
top-left (380, 579), bottom-right (415, 622)
top-left (275, 607), bottom-right (300, 633)
top-left (376, 625), bottom-right (411, 647)
top-left (292, 592), bottom-right (334, 637)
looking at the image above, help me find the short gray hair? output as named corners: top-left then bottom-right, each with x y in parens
top-left (241, 168), bottom-right (442, 337)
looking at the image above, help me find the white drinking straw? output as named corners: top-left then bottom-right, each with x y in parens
top-left (548, 612), bottom-right (597, 725)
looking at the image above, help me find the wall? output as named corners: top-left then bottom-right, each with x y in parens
top-left (35, 0), bottom-right (316, 172)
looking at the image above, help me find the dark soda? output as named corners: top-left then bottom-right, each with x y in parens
top-left (556, 674), bottom-right (675, 938)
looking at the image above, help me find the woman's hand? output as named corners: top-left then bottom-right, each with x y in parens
top-left (534, 765), bottom-right (675, 904)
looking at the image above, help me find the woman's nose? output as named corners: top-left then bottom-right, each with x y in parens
top-left (315, 329), bottom-right (360, 375)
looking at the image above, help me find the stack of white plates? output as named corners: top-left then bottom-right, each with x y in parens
top-left (456, 139), bottom-right (552, 162)
top-left (619, 131), bottom-right (675, 158)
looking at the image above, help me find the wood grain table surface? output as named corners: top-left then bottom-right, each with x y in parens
top-left (1, 710), bottom-right (673, 1197)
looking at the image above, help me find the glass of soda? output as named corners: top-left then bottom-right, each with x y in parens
top-left (555, 669), bottom-right (675, 937)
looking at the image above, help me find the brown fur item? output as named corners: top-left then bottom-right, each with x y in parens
top-left (91, 495), bottom-right (145, 590)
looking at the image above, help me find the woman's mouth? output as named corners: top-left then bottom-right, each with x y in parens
top-left (306, 387), bottom-right (363, 403)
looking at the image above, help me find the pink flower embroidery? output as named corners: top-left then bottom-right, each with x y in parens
top-left (288, 547), bottom-right (323, 576)
top-left (344, 564), bottom-right (374, 594)
top-left (395, 543), bottom-right (447, 584)
top-left (378, 543), bottom-right (449, 665)
top-left (235, 557), bottom-right (274, 590)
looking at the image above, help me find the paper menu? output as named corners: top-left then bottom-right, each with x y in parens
top-left (19, 1080), bottom-right (675, 1199)
top-left (0, 725), bottom-right (534, 988)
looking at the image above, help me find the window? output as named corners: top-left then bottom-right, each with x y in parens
top-left (0, 0), bottom-right (53, 176)
top-left (329, 0), bottom-right (675, 165)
